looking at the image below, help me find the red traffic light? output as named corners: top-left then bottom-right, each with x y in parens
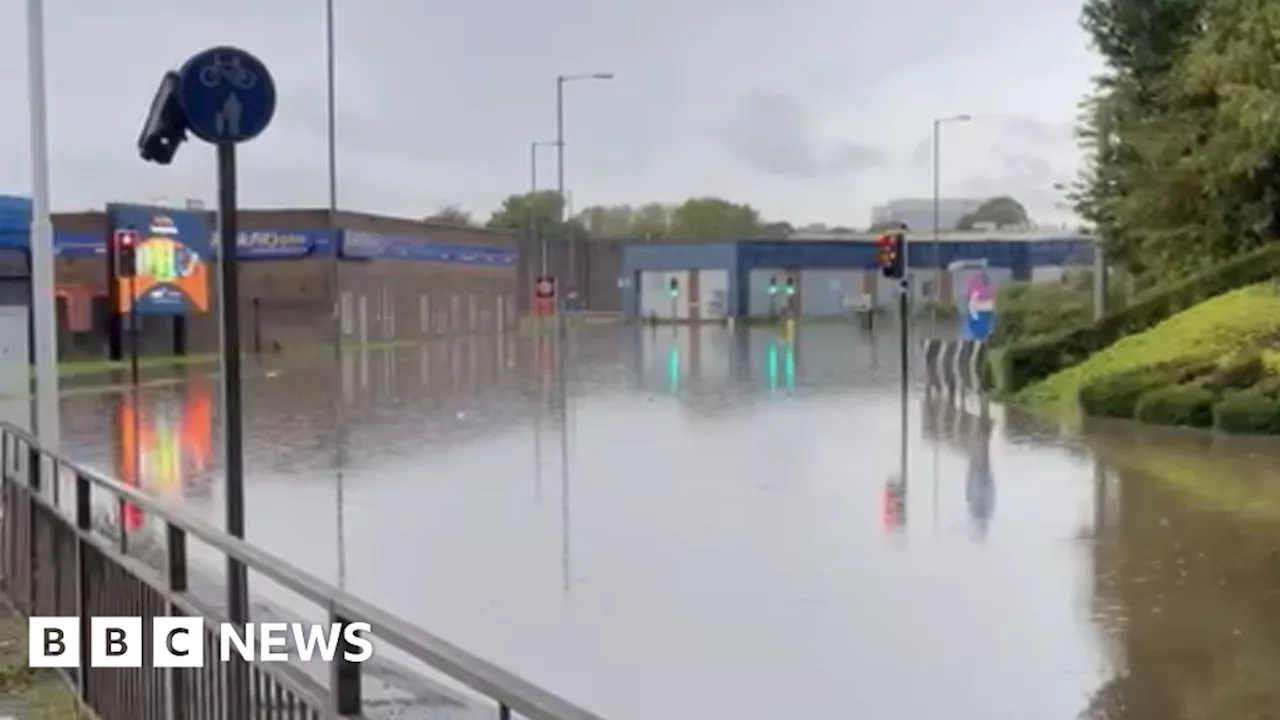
top-left (114, 229), bottom-right (138, 247)
top-left (876, 234), bottom-right (893, 248)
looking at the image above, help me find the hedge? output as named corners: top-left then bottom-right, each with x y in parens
top-left (1214, 389), bottom-right (1280, 433)
top-left (1134, 383), bottom-right (1217, 427)
top-left (994, 243), bottom-right (1280, 394)
top-left (1199, 350), bottom-right (1266, 393)
top-left (1077, 358), bottom-right (1218, 418)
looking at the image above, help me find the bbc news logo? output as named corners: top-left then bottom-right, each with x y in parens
top-left (29, 617), bottom-right (374, 668)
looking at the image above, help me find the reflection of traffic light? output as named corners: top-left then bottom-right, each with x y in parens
top-left (877, 234), bottom-right (904, 279)
top-left (765, 338), bottom-right (796, 391)
top-left (883, 480), bottom-right (906, 530)
top-left (667, 343), bottom-right (680, 393)
top-left (668, 277), bottom-right (679, 298)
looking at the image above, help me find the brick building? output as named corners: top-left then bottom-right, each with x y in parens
top-left (8, 202), bottom-right (518, 360)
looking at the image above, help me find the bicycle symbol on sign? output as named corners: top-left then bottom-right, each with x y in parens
top-left (199, 53), bottom-right (258, 90)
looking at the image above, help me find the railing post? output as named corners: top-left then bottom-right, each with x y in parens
top-left (166, 522), bottom-right (188, 720)
top-left (27, 441), bottom-right (42, 615)
top-left (75, 472), bottom-right (92, 695)
top-left (329, 608), bottom-right (363, 716)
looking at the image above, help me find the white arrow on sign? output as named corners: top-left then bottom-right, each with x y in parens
top-left (215, 93), bottom-right (243, 137)
top-left (968, 293), bottom-right (993, 319)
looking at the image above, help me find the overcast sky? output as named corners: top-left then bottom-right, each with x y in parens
top-left (0, 0), bottom-right (1099, 228)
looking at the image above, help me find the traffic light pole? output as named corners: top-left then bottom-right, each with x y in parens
top-left (899, 278), bottom-right (908, 398)
top-left (128, 275), bottom-right (140, 387)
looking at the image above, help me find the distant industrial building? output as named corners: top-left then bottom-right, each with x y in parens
top-left (871, 198), bottom-right (985, 232)
top-left (617, 231), bottom-right (1096, 322)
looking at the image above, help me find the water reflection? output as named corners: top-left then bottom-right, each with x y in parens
top-left (922, 389), bottom-right (996, 538)
top-left (50, 325), bottom-right (1280, 719)
top-left (1083, 421), bottom-right (1280, 719)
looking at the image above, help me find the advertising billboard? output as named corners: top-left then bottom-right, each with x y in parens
top-left (108, 204), bottom-right (211, 315)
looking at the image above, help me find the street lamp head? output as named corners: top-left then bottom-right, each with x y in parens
top-left (954, 114), bottom-right (972, 121)
top-left (560, 72), bottom-right (615, 83)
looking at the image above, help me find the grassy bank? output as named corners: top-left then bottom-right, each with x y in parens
top-left (0, 609), bottom-right (85, 717)
top-left (1017, 284), bottom-right (1280, 412)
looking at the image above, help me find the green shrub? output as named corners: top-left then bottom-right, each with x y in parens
top-left (995, 243), bottom-right (1280, 393)
top-left (1200, 350), bottom-right (1266, 392)
top-left (1077, 358), bottom-right (1218, 418)
top-left (1134, 383), bottom-right (1217, 427)
top-left (1214, 389), bottom-right (1280, 434)
top-left (989, 282), bottom-right (1092, 347)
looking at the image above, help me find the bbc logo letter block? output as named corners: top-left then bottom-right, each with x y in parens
top-left (29, 616), bottom-right (374, 668)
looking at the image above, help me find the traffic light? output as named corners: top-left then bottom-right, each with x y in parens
top-left (668, 277), bottom-right (679, 298)
top-left (137, 71), bottom-right (188, 166)
top-left (769, 276), bottom-right (778, 295)
top-left (784, 276), bottom-right (795, 296)
top-left (877, 234), bottom-right (904, 279)
top-left (115, 229), bottom-right (138, 279)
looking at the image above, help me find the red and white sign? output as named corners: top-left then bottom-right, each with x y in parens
top-left (535, 276), bottom-right (555, 298)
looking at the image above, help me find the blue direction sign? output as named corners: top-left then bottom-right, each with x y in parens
top-left (963, 272), bottom-right (995, 341)
top-left (176, 47), bottom-right (276, 144)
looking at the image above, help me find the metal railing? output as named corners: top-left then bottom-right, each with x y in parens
top-left (0, 421), bottom-right (605, 720)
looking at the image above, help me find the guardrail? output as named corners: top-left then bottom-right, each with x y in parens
top-left (920, 338), bottom-right (986, 390)
top-left (0, 421), bottom-right (605, 720)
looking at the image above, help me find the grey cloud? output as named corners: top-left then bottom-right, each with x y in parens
top-left (723, 91), bottom-right (883, 179)
top-left (959, 150), bottom-right (1075, 221)
top-left (998, 115), bottom-right (1075, 145)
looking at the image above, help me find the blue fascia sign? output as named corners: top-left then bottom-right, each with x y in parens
top-left (340, 230), bottom-right (516, 266)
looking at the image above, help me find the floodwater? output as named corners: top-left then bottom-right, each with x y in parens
top-left (47, 325), bottom-right (1280, 720)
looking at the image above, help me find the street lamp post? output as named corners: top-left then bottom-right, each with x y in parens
top-left (555, 72), bottom-right (613, 302)
top-left (25, 0), bottom-right (60, 448)
top-left (932, 114), bottom-right (970, 327)
top-left (530, 140), bottom-right (557, 276)
top-left (324, 0), bottom-right (349, 593)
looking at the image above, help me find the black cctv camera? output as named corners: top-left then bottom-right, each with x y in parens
top-left (137, 71), bottom-right (188, 165)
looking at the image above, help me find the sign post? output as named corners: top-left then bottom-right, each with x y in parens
top-left (138, 44), bottom-right (281, 716)
top-left (534, 275), bottom-right (556, 318)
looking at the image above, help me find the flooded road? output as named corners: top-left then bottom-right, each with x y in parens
top-left (52, 325), bottom-right (1280, 719)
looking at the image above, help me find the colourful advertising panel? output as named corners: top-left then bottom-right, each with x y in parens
top-left (108, 204), bottom-right (210, 315)
top-left (117, 379), bottom-right (215, 531)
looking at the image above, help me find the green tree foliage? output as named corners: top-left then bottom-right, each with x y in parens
top-left (956, 196), bottom-right (1032, 230)
top-left (425, 204), bottom-right (473, 226)
top-left (486, 191), bottom-right (588, 240)
top-left (571, 197), bottom-right (773, 240)
top-left (669, 197), bottom-right (762, 239)
top-left (1074, 0), bottom-right (1280, 280)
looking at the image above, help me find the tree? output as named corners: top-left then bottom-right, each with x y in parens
top-left (630, 203), bottom-right (674, 240)
top-left (1073, 0), bottom-right (1212, 277)
top-left (668, 197), bottom-right (763, 239)
top-left (425, 204), bottom-right (473, 226)
top-left (487, 191), bottom-right (564, 233)
top-left (576, 205), bottom-right (637, 238)
top-left (956, 196), bottom-right (1032, 230)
